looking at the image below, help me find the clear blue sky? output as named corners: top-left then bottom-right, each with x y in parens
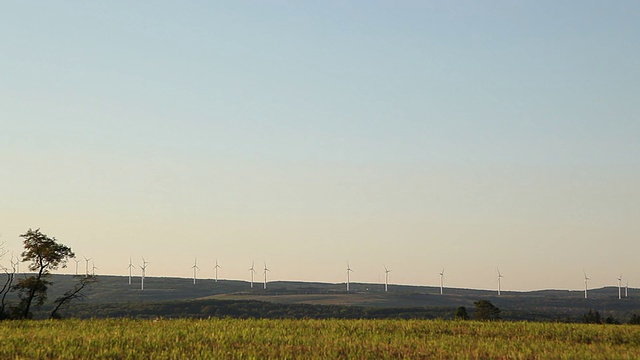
top-left (1, 1), bottom-right (639, 291)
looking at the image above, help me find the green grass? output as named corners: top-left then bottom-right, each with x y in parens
top-left (2, 319), bottom-right (640, 359)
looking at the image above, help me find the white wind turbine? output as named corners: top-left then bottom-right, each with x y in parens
top-left (84, 257), bottom-right (91, 277)
top-left (583, 271), bottom-right (590, 299)
top-left (140, 258), bottom-right (149, 290)
top-left (346, 262), bottom-right (353, 293)
top-left (127, 257), bottom-right (135, 285)
top-left (618, 275), bottom-right (623, 300)
top-left (439, 268), bottom-right (445, 295)
top-left (11, 255), bottom-right (19, 275)
top-left (249, 261), bottom-right (256, 288)
top-left (74, 259), bottom-right (80, 276)
top-left (383, 265), bottom-right (391, 292)
top-left (91, 261), bottom-right (98, 277)
top-left (214, 260), bottom-right (221, 282)
top-left (191, 258), bottom-right (200, 285)
top-left (626, 281), bottom-right (629, 298)
top-left (497, 268), bottom-right (503, 296)
top-left (263, 262), bottom-right (269, 290)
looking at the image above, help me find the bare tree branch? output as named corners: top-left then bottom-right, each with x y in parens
top-left (49, 276), bottom-right (96, 319)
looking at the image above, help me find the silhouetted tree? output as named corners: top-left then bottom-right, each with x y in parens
top-left (12, 229), bottom-right (74, 319)
top-left (628, 314), bottom-right (640, 325)
top-left (604, 315), bottom-right (620, 325)
top-left (473, 300), bottom-right (501, 321)
top-left (454, 306), bottom-right (469, 320)
top-left (582, 309), bottom-right (602, 324)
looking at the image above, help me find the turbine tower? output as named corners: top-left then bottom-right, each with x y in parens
top-left (583, 271), bottom-right (590, 299)
top-left (74, 259), bottom-right (80, 276)
top-left (439, 268), bottom-right (445, 295)
top-left (346, 262), bottom-right (353, 293)
top-left (127, 257), bottom-right (135, 285)
top-left (84, 257), bottom-right (91, 277)
top-left (263, 262), bottom-right (269, 290)
top-left (249, 261), bottom-right (255, 288)
top-left (497, 268), bottom-right (503, 296)
top-left (626, 281), bottom-right (629, 298)
top-left (91, 261), bottom-right (98, 277)
top-left (140, 258), bottom-right (149, 290)
top-left (191, 258), bottom-right (200, 285)
top-left (214, 260), bottom-right (221, 282)
top-left (383, 265), bottom-right (391, 292)
top-left (618, 275), bottom-right (623, 300)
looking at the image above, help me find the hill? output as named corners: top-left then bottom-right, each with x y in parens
top-left (5, 274), bottom-right (639, 322)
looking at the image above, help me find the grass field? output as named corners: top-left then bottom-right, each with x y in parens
top-left (2, 318), bottom-right (640, 359)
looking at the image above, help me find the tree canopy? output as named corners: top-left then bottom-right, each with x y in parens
top-left (474, 300), bottom-right (501, 321)
top-left (455, 306), bottom-right (469, 320)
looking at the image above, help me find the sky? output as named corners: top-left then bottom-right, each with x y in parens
top-left (1, 1), bottom-right (639, 291)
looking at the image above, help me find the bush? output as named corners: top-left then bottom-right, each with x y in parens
top-left (473, 300), bottom-right (500, 321)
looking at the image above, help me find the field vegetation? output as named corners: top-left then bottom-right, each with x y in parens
top-left (2, 318), bottom-right (640, 359)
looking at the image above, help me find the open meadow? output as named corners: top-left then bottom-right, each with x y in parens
top-left (2, 318), bottom-right (640, 359)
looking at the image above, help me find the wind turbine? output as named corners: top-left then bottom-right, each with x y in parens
top-left (618, 275), bottom-right (623, 300)
top-left (140, 258), bottom-right (149, 290)
top-left (497, 268), bottom-right (503, 296)
top-left (10, 255), bottom-right (18, 275)
top-left (191, 258), bottom-right (200, 285)
top-left (127, 257), bottom-right (135, 285)
top-left (439, 268), bottom-right (445, 295)
top-left (346, 262), bottom-right (353, 293)
top-left (383, 265), bottom-right (391, 292)
top-left (84, 257), bottom-right (91, 277)
top-left (214, 260), bottom-right (221, 282)
top-left (249, 261), bottom-right (255, 288)
top-left (263, 262), bottom-right (269, 290)
top-left (91, 261), bottom-right (98, 277)
top-left (74, 259), bottom-right (80, 276)
top-left (626, 281), bottom-right (629, 298)
top-left (583, 271), bottom-right (590, 299)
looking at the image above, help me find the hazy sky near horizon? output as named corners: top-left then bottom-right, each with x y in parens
top-left (1, 1), bottom-right (639, 291)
